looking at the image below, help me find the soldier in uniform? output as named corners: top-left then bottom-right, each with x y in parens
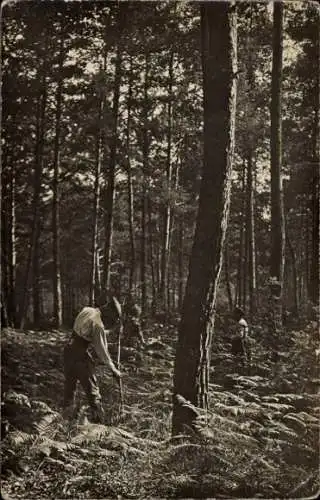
top-left (63, 295), bottom-right (122, 423)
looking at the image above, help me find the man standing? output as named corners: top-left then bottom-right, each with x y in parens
top-left (231, 306), bottom-right (251, 371)
top-left (63, 295), bottom-right (122, 423)
top-left (123, 294), bottom-right (145, 349)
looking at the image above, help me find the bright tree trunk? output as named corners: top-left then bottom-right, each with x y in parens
top-left (160, 48), bottom-right (174, 309)
top-left (236, 166), bottom-right (246, 308)
top-left (147, 197), bottom-right (157, 314)
top-left (103, 11), bottom-right (123, 290)
top-left (90, 96), bottom-right (103, 305)
top-left (140, 52), bottom-right (150, 314)
top-left (90, 47), bottom-right (107, 305)
top-left (1, 159), bottom-right (16, 327)
top-left (172, 2), bottom-right (237, 435)
top-left (246, 151), bottom-right (257, 320)
top-left (126, 55), bottom-right (136, 292)
top-left (224, 241), bottom-right (233, 312)
top-left (52, 36), bottom-right (64, 328)
top-left (270, 1), bottom-right (285, 333)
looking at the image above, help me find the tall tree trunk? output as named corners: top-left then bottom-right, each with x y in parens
top-left (147, 197), bottom-right (157, 314)
top-left (126, 55), bottom-right (136, 292)
top-left (8, 163), bottom-right (16, 325)
top-left (236, 166), bottom-right (246, 308)
top-left (103, 7), bottom-right (124, 291)
top-left (287, 226), bottom-right (299, 316)
top-left (1, 164), bottom-right (10, 327)
top-left (1, 160), bottom-right (16, 327)
top-left (310, 66), bottom-right (319, 304)
top-left (52, 37), bottom-right (64, 328)
top-left (20, 61), bottom-right (47, 329)
top-left (90, 100), bottom-right (103, 305)
top-left (90, 52), bottom-right (106, 305)
top-left (224, 241), bottom-right (233, 312)
top-left (270, 2), bottom-right (285, 333)
top-left (246, 151), bottom-right (257, 321)
top-left (172, 2), bottom-right (237, 435)
top-left (140, 52), bottom-right (150, 314)
top-left (160, 48), bottom-right (174, 309)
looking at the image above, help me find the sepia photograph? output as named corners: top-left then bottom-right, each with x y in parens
top-left (1, 0), bottom-right (319, 498)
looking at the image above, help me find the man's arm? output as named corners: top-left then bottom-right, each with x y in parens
top-left (92, 324), bottom-right (121, 377)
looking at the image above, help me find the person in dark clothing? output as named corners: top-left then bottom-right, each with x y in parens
top-left (63, 295), bottom-right (122, 423)
top-left (123, 295), bottom-right (145, 349)
top-left (231, 306), bottom-right (251, 370)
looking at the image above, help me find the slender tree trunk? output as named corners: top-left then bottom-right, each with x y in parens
top-left (90, 51), bottom-right (107, 305)
top-left (287, 227), bottom-right (299, 316)
top-left (20, 61), bottom-right (47, 329)
top-left (172, 2), bottom-right (237, 435)
top-left (126, 55), bottom-right (136, 292)
top-left (103, 7), bottom-right (124, 290)
top-left (270, 2), bottom-right (285, 333)
top-left (141, 188), bottom-right (148, 313)
top-left (140, 52), bottom-right (150, 314)
top-left (147, 197), bottom-right (157, 314)
top-left (52, 37), bottom-right (64, 328)
top-left (1, 164), bottom-right (10, 327)
top-left (90, 99), bottom-right (103, 305)
top-left (8, 163), bottom-right (16, 325)
top-left (224, 241), bottom-right (233, 312)
top-left (246, 151), bottom-right (257, 320)
top-left (236, 166), bottom-right (246, 308)
top-left (305, 213), bottom-right (310, 298)
top-left (160, 48), bottom-right (174, 309)
top-left (1, 160), bottom-right (16, 327)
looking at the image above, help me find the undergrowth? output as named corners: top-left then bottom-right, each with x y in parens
top-left (1, 319), bottom-right (319, 499)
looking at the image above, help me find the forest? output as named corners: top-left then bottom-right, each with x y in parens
top-left (1, 0), bottom-right (319, 499)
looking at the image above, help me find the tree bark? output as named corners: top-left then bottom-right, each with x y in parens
top-left (310, 65), bottom-right (319, 304)
top-left (103, 6), bottom-right (124, 291)
top-left (160, 48), bottom-right (174, 309)
top-left (177, 217), bottom-right (184, 313)
top-left (126, 55), bottom-right (136, 292)
top-left (270, 2), bottom-right (285, 333)
top-left (236, 166), bottom-right (246, 309)
top-left (90, 99), bottom-right (103, 305)
top-left (246, 151), bottom-right (257, 320)
top-left (147, 197), bottom-right (157, 314)
top-left (52, 36), bottom-right (64, 328)
top-left (224, 241), bottom-right (233, 312)
top-left (90, 52), bottom-right (106, 305)
top-left (1, 159), bottom-right (16, 327)
top-left (140, 52), bottom-right (150, 314)
top-left (287, 227), bottom-right (299, 316)
top-left (20, 57), bottom-right (47, 329)
top-left (172, 2), bottom-right (237, 435)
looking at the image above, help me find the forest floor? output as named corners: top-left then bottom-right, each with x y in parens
top-left (1, 317), bottom-right (319, 499)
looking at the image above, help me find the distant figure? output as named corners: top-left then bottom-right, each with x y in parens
top-left (63, 294), bottom-right (122, 423)
top-left (231, 307), bottom-right (250, 370)
top-left (123, 294), bottom-right (145, 349)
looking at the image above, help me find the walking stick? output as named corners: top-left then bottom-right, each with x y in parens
top-left (116, 320), bottom-right (124, 420)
